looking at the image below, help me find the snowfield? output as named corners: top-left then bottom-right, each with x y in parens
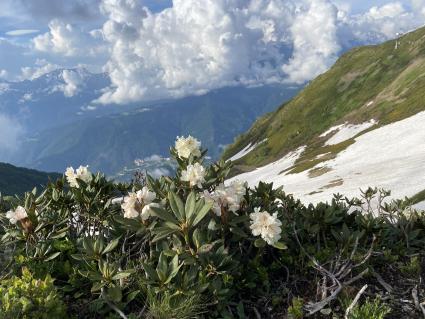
top-left (323, 119), bottom-right (377, 145)
top-left (228, 139), bottom-right (267, 161)
top-left (228, 112), bottom-right (425, 206)
top-left (413, 200), bottom-right (425, 211)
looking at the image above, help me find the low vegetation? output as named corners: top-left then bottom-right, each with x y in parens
top-left (0, 137), bottom-right (424, 318)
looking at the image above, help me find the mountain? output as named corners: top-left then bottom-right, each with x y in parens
top-left (0, 68), bottom-right (116, 133)
top-left (10, 84), bottom-right (301, 176)
top-left (224, 26), bottom-right (425, 204)
top-left (0, 162), bottom-right (60, 196)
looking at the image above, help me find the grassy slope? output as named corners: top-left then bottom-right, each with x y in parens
top-left (0, 163), bottom-right (61, 196)
top-left (223, 27), bottom-right (425, 175)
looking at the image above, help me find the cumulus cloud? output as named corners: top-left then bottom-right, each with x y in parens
top-left (57, 69), bottom-right (85, 97)
top-left (0, 70), bottom-right (8, 80)
top-left (282, 0), bottom-right (340, 83)
top-left (33, 19), bottom-right (106, 57)
top-left (20, 59), bottom-right (60, 80)
top-left (96, 0), bottom-right (425, 104)
top-left (97, 0), bottom-right (293, 103)
top-left (342, 2), bottom-right (425, 43)
top-left (0, 114), bottom-right (24, 154)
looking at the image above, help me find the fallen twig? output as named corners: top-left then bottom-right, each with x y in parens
top-left (372, 270), bottom-right (393, 293)
top-left (345, 284), bottom-right (368, 319)
top-left (412, 285), bottom-right (425, 318)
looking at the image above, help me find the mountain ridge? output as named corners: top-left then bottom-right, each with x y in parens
top-left (224, 26), bottom-right (425, 203)
top-left (0, 162), bottom-right (60, 196)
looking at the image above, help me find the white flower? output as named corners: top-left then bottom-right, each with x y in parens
top-left (203, 190), bottom-right (222, 216)
top-left (6, 206), bottom-right (28, 224)
top-left (141, 202), bottom-right (161, 221)
top-left (121, 187), bottom-right (158, 219)
top-left (175, 135), bottom-right (201, 159)
top-left (121, 193), bottom-right (140, 219)
top-left (229, 180), bottom-right (247, 198)
top-left (65, 165), bottom-right (92, 188)
top-left (250, 207), bottom-right (282, 245)
top-left (136, 186), bottom-right (156, 204)
top-left (181, 163), bottom-right (205, 187)
top-left (202, 182), bottom-right (246, 216)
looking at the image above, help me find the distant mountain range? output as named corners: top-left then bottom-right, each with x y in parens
top-left (224, 26), bottom-right (425, 204)
top-left (0, 162), bottom-right (60, 196)
top-left (0, 69), bottom-right (301, 176)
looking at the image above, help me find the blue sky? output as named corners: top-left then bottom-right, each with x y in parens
top-left (0, 0), bottom-right (424, 103)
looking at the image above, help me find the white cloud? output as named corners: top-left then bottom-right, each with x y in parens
top-left (96, 0), bottom-right (425, 105)
top-left (5, 29), bottom-right (39, 36)
top-left (0, 69), bottom-right (8, 80)
top-left (96, 0), bottom-right (301, 104)
top-left (20, 59), bottom-right (60, 80)
top-left (33, 19), bottom-right (106, 57)
top-left (57, 69), bottom-right (85, 97)
top-left (282, 0), bottom-right (340, 83)
top-left (19, 93), bottom-right (33, 103)
top-left (0, 114), bottom-right (24, 153)
top-left (342, 2), bottom-right (425, 43)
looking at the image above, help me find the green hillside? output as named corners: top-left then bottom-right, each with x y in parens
top-left (223, 26), bottom-right (425, 175)
top-left (0, 163), bottom-right (60, 196)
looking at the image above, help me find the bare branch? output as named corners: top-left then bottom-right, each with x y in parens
top-left (345, 284), bottom-right (368, 319)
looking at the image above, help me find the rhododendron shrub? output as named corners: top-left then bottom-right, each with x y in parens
top-left (0, 136), bottom-right (424, 318)
top-left (0, 136), bottom-right (288, 317)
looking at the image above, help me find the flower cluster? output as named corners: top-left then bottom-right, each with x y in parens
top-left (175, 135), bottom-right (201, 159)
top-left (249, 207), bottom-right (282, 245)
top-left (6, 206), bottom-right (28, 224)
top-left (181, 162), bottom-right (206, 187)
top-left (121, 186), bottom-right (159, 220)
top-left (65, 166), bottom-right (92, 188)
top-left (203, 180), bottom-right (247, 216)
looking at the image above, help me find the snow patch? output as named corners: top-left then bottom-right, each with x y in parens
top-left (324, 119), bottom-right (377, 145)
top-left (227, 146), bottom-right (306, 185)
top-left (412, 200), bottom-right (425, 211)
top-left (230, 112), bottom-right (425, 205)
top-left (320, 123), bottom-right (345, 137)
top-left (228, 139), bottom-right (267, 161)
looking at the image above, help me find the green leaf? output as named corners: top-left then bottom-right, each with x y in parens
top-left (44, 251), bottom-right (61, 261)
top-left (93, 237), bottom-right (105, 254)
top-left (151, 228), bottom-right (176, 243)
top-left (169, 192), bottom-right (185, 221)
top-left (102, 237), bottom-right (121, 255)
top-left (126, 290), bottom-right (140, 303)
top-left (112, 271), bottom-right (134, 281)
top-left (150, 206), bottom-right (179, 225)
top-left (229, 226), bottom-right (248, 238)
top-left (191, 199), bottom-right (213, 227)
top-left (185, 192), bottom-right (196, 221)
top-left (272, 241), bottom-right (288, 250)
top-left (192, 228), bottom-right (202, 249)
top-left (164, 257), bottom-right (182, 284)
top-left (106, 286), bottom-right (122, 303)
top-left (156, 252), bottom-right (168, 282)
top-left (254, 238), bottom-right (266, 248)
top-left (141, 262), bottom-right (157, 280)
top-left (91, 281), bottom-right (106, 292)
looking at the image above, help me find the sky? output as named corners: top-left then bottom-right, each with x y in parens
top-left (0, 0), bottom-right (424, 104)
